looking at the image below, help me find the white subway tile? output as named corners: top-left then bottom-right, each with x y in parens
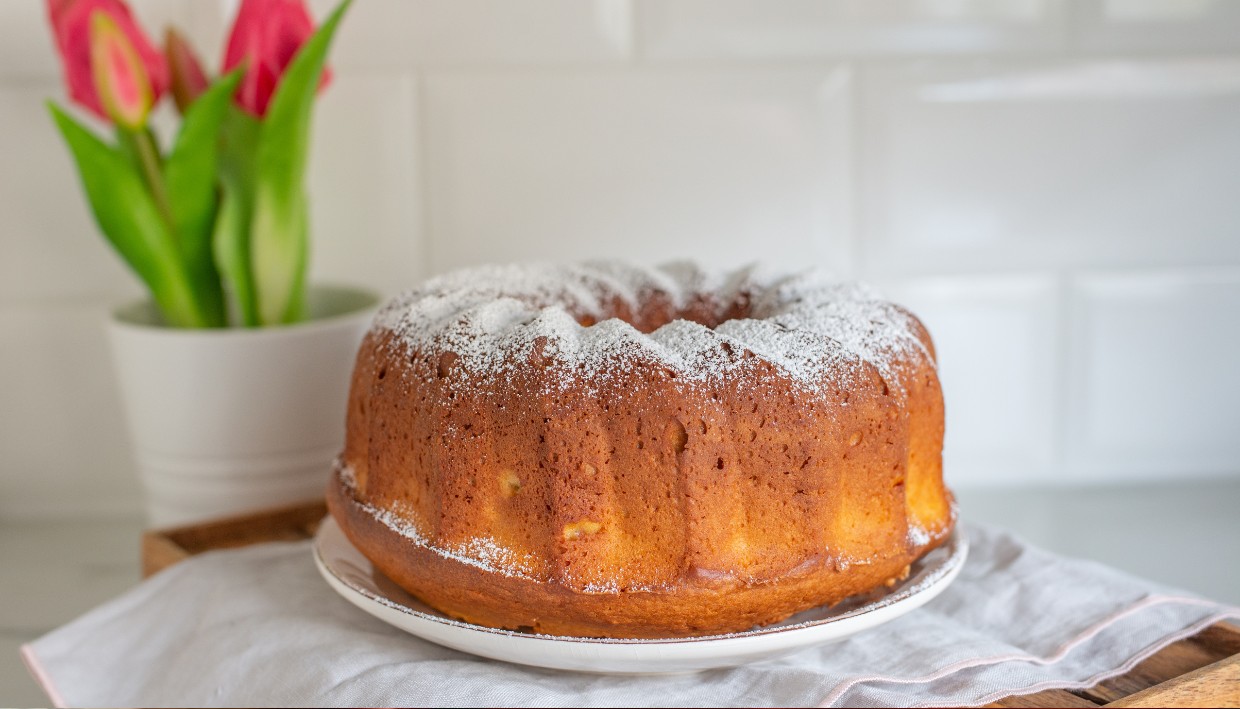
top-left (0, 1), bottom-right (59, 78)
top-left (0, 84), bottom-right (145, 305)
top-left (308, 73), bottom-right (425, 296)
top-left (1074, 0), bottom-right (1240, 53)
top-left (882, 275), bottom-right (1060, 487)
top-left (136, 0), bottom-right (225, 68)
top-left (859, 60), bottom-right (1240, 275)
top-left (0, 303), bottom-right (140, 518)
top-left (639, 0), bottom-right (1064, 60)
top-left (424, 68), bottom-right (852, 275)
top-left (1067, 270), bottom-right (1240, 481)
top-left (308, 0), bottom-right (631, 69)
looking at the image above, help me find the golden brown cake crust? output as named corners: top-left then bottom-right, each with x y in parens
top-left (330, 470), bottom-right (930, 638)
top-left (330, 262), bottom-right (954, 638)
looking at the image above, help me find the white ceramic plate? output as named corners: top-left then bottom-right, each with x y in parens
top-left (314, 517), bottom-right (967, 674)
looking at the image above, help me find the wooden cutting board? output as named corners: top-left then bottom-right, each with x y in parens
top-left (142, 501), bottom-right (1240, 708)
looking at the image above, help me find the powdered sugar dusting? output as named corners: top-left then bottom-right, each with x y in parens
top-left (908, 524), bottom-right (931, 548)
top-left (366, 502), bottom-right (538, 580)
top-left (372, 261), bottom-right (933, 396)
top-left (337, 461), bottom-right (358, 491)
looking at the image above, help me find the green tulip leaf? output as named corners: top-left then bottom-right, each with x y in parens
top-left (251, 0), bottom-right (352, 325)
top-left (164, 69), bottom-right (243, 327)
top-left (214, 106), bottom-right (263, 326)
top-left (48, 103), bottom-right (206, 328)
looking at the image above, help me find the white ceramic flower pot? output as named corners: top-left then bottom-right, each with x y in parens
top-left (107, 285), bottom-right (379, 527)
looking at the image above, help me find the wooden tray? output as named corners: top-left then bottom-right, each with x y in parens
top-left (142, 501), bottom-right (1240, 708)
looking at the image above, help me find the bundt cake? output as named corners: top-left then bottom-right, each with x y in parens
top-left (327, 261), bottom-right (954, 638)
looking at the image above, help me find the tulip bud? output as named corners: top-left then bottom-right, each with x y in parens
top-left (89, 10), bottom-right (155, 129)
top-left (47, 0), bottom-right (168, 124)
top-left (223, 0), bottom-right (331, 117)
top-left (165, 28), bottom-right (209, 114)
top-left (48, 0), bottom-right (73, 28)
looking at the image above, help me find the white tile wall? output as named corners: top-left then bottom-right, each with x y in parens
top-left (0, 303), bottom-right (139, 518)
top-left (0, 84), bottom-right (144, 305)
top-left (310, 0), bottom-right (632, 69)
top-left (3, 0), bottom-right (1240, 517)
top-left (423, 68), bottom-right (852, 274)
top-left (639, 0), bottom-right (1065, 60)
top-left (1067, 269), bottom-right (1240, 481)
top-left (0, 1), bottom-right (62, 78)
top-left (308, 72), bottom-right (425, 297)
top-left (883, 275), bottom-right (1061, 487)
top-left (1073, 0), bottom-right (1240, 53)
top-left (858, 59), bottom-right (1240, 276)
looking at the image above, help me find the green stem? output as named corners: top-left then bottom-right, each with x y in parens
top-left (120, 128), bottom-right (177, 242)
top-left (154, 275), bottom-right (211, 328)
top-left (116, 127), bottom-right (213, 328)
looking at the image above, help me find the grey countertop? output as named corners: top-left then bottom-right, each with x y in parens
top-left (3, 479), bottom-right (1238, 706)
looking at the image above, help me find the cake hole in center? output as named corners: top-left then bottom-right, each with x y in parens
top-left (572, 292), bottom-right (755, 334)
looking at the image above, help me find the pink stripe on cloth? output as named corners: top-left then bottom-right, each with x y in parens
top-left (964, 611), bottom-right (1239, 708)
top-left (20, 642), bottom-right (67, 709)
top-left (817, 594), bottom-right (1240, 707)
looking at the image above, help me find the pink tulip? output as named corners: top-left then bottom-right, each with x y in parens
top-left (222, 0), bottom-right (332, 118)
top-left (89, 12), bottom-right (156, 128)
top-left (46, 0), bottom-right (167, 123)
top-left (165, 28), bottom-right (209, 113)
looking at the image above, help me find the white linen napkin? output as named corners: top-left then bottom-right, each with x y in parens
top-left (22, 523), bottom-right (1239, 708)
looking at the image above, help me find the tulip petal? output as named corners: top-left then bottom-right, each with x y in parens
top-left (46, 0), bottom-right (168, 123)
top-left (221, 0), bottom-right (329, 117)
top-left (89, 10), bottom-right (153, 128)
top-left (166, 27), bottom-right (209, 114)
